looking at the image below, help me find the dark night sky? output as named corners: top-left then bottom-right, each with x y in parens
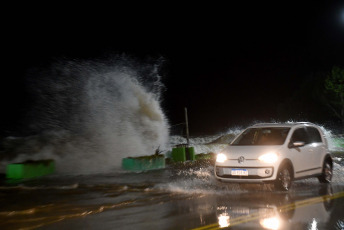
top-left (1, 2), bottom-right (344, 137)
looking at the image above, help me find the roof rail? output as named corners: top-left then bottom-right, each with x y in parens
top-left (291, 122), bottom-right (316, 126)
top-left (252, 122), bottom-right (315, 126)
top-left (252, 123), bottom-right (279, 126)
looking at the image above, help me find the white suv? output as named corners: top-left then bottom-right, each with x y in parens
top-left (214, 122), bottom-right (333, 191)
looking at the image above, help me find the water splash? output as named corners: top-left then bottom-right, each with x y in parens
top-left (0, 57), bottom-right (170, 174)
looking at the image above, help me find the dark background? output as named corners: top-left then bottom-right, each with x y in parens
top-left (1, 2), bottom-right (344, 137)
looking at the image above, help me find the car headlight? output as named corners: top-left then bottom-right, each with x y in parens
top-left (216, 153), bottom-right (227, 163)
top-left (258, 152), bottom-right (278, 163)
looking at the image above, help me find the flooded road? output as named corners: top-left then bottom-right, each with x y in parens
top-left (0, 162), bottom-right (344, 230)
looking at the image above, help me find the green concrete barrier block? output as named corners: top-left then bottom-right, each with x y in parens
top-left (186, 147), bottom-right (195, 161)
top-left (172, 147), bottom-right (195, 162)
top-left (6, 160), bottom-right (55, 179)
top-left (122, 155), bottom-right (165, 171)
top-left (172, 147), bottom-right (186, 162)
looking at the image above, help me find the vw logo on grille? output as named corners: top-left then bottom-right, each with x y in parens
top-left (238, 156), bottom-right (245, 164)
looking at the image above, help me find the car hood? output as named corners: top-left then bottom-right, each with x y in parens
top-left (222, 145), bottom-right (283, 159)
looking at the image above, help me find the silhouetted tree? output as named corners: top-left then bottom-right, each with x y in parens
top-left (324, 66), bottom-right (344, 132)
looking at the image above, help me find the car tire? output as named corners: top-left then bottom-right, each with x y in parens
top-left (275, 165), bottom-right (292, 191)
top-left (318, 160), bottom-right (332, 183)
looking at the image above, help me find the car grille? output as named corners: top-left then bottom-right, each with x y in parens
top-left (217, 174), bottom-right (265, 179)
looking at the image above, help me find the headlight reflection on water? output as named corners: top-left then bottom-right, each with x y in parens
top-left (217, 206), bottom-right (282, 229)
top-left (309, 218), bottom-right (318, 230)
top-left (218, 213), bottom-right (230, 228)
top-left (259, 216), bottom-right (281, 230)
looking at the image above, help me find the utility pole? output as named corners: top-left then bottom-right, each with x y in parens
top-left (185, 107), bottom-right (190, 146)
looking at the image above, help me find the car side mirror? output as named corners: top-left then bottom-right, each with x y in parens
top-left (288, 141), bottom-right (305, 148)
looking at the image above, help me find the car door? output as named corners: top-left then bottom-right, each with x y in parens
top-left (289, 127), bottom-right (317, 178)
top-left (305, 126), bottom-right (326, 174)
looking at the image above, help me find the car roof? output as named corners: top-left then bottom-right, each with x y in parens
top-left (249, 122), bottom-right (317, 128)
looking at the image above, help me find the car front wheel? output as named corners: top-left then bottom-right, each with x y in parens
top-left (318, 160), bottom-right (332, 183)
top-left (275, 165), bottom-right (292, 191)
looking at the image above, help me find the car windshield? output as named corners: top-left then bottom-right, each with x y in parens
top-left (231, 127), bottom-right (290, 146)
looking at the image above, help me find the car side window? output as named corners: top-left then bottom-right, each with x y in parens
top-left (306, 127), bottom-right (323, 143)
top-left (290, 128), bottom-right (309, 144)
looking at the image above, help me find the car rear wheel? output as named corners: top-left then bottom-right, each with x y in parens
top-left (275, 165), bottom-right (292, 191)
top-left (318, 160), bottom-right (332, 183)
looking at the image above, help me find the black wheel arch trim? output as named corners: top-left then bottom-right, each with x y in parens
top-left (323, 154), bottom-right (333, 167)
top-left (278, 159), bottom-right (294, 179)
